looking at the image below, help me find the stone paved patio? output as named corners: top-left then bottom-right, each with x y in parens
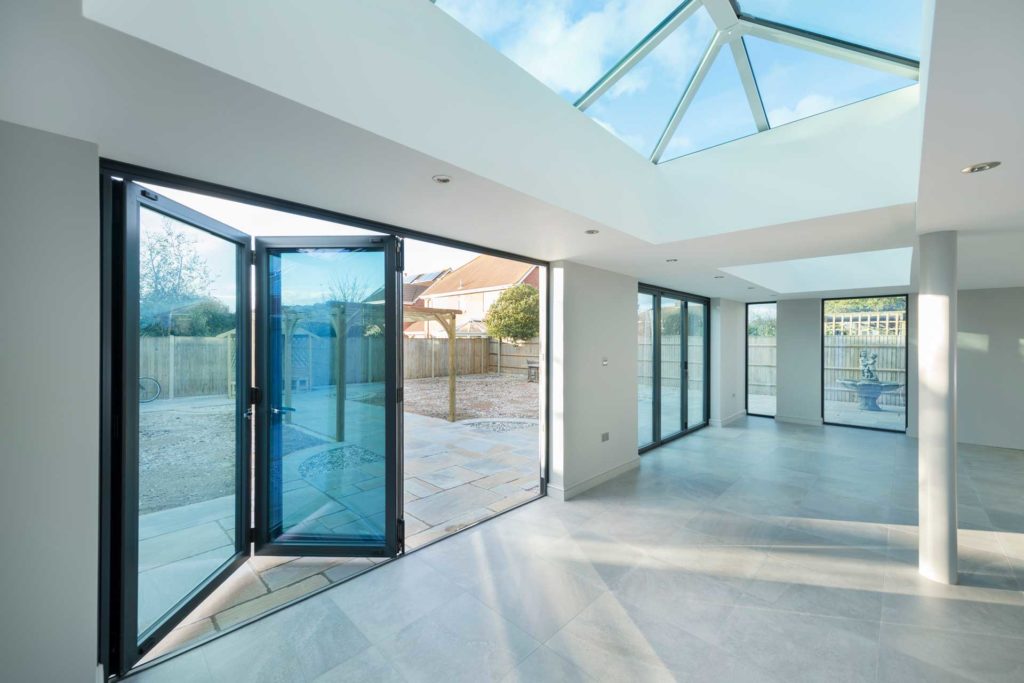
top-left (139, 402), bottom-right (540, 663)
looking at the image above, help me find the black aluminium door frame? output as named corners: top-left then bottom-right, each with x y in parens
top-left (820, 294), bottom-right (910, 433)
top-left (253, 235), bottom-right (404, 558)
top-left (745, 301), bottom-right (777, 419)
top-left (638, 283), bottom-right (710, 454)
top-left (110, 181), bottom-right (252, 673)
top-left (98, 158), bottom-right (551, 489)
top-left (99, 159), bottom-right (553, 673)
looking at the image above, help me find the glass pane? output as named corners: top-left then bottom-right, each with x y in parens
top-left (433, 0), bottom-right (684, 102)
top-left (746, 303), bottom-right (777, 417)
top-left (686, 302), bottom-right (706, 427)
top-left (136, 207), bottom-right (239, 637)
top-left (586, 5), bottom-right (715, 157)
top-left (737, 0), bottom-right (923, 59)
top-left (744, 36), bottom-right (916, 129)
top-left (662, 45), bottom-right (759, 161)
top-left (660, 297), bottom-right (682, 435)
top-left (637, 293), bottom-right (655, 447)
top-left (267, 247), bottom-right (388, 545)
top-left (823, 296), bottom-right (907, 431)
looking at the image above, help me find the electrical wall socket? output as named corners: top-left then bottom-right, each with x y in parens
top-left (601, 432), bottom-right (610, 442)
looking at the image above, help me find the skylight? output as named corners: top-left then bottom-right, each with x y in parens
top-left (432, 0), bottom-right (921, 163)
top-left (720, 247), bottom-right (914, 294)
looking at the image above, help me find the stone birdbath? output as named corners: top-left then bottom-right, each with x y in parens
top-left (837, 349), bottom-right (902, 411)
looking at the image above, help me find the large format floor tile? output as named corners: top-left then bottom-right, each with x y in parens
top-left (131, 419), bottom-right (1024, 682)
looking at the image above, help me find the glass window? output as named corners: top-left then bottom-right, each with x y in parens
top-left (136, 207), bottom-right (240, 636)
top-left (743, 36), bottom-right (915, 129)
top-left (585, 5), bottom-right (715, 157)
top-left (662, 45), bottom-right (759, 160)
top-left (659, 297), bottom-right (683, 436)
top-left (266, 247), bottom-right (389, 545)
top-left (637, 292), bottom-right (655, 447)
top-left (737, 0), bottom-right (923, 59)
top-left (433, 0), bottom-right (684, 102)
top-left (746, 303), bottom-right (777, 417)
top-left (686, 301), bottom-right (707, 427)
top-left (822, 296), bottom-right (908, 431)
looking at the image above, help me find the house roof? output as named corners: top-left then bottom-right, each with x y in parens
top-left (420, 255), bottom-right (535, 298)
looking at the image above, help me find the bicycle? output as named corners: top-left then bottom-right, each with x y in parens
top-left (139, 376), bottom-right (162, 403)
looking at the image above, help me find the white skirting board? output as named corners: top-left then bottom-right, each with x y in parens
top-left (710, 410), bottom-right (746, 428)
top-left (547, 457), bottom-right (640, 501)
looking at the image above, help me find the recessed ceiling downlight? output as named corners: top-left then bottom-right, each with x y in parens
top-left (666, 258), bottom-right (678, 263)
top-left (584, 229), bottom-right (600, 235)
top-left (432, 174), bottom-right (452, 184)
top-left (713, 275), bottom-right (725, 279)
top-left (961, 161), bottom-right (1001, 174)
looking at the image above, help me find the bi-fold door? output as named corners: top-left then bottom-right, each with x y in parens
top-left (111, 183), bottom-right (403, 672)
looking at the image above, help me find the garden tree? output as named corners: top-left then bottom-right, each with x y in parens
top-left (139, 216), bottom-right (217, 335)
top-left (485, 283), bottom-right (540, 343)
top-left (661, 306), bottom-right (682, 335)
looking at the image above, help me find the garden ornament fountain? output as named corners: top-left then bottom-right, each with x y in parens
top-left (837, 349), bottom-right (902, 411)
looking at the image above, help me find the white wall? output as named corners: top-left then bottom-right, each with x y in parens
top-left (955, 287), bottom-right (1024, 450)
top-left (550, 261), bottom-right (639, 499)
top-left (0, 121), bottom-right (100, 682)
top-left (775, 299), bottom-right (824, 425)
top-left (710, 298), bottom-right (746, 427)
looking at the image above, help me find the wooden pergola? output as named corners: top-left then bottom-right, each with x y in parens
top-left (403, 305), bottom-right (462, 421)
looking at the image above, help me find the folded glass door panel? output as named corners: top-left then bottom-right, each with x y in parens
top-left (686, 301), bottom-right (707, 428)
top-left (254, 236), bottom-right (402, 557)
top-left (118, 182), bottom-right (250, 671)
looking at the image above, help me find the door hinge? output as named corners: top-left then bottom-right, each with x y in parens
top-left (140, 189), bottom-right (158, 201)
top-left (250, 250), bottom-right (256, 266)
top-left (398, 518), bottom-right (405, 551)
top-left (396, 239), bottom-right (404, 272)
top-left (246, 527), bottom-right (256, 544)
top-left (396, 386), bottom-right (403, 404)
top-left (249, 386), bottom-right (262, 405)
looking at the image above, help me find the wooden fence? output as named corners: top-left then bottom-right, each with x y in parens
top-left (637, 336), bottom-right (705, 390)
top-left (742, 336), bottom-right (905, 406)
top-left (488, 338), bottom-right (541, 376)
top-left (405, 337), bottom-right (490, 379)
top-left (747, 336), bottom-right (777, 396)
top-left (140, 334), bottom-right (504, 399)
top-left (824, 334), bottom-right (907, 407)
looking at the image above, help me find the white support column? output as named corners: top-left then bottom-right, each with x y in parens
top-left (917, 230), bottom-right (958, 584)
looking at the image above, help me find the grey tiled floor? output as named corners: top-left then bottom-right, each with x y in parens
top-left (134, 418), bottom-right (1024, 682)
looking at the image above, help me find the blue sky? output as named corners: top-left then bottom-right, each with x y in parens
top-left (435, 0), bottom-right (921, 160)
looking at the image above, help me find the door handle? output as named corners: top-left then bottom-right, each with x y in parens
top-left (271, 406), bottom-right (296, 415)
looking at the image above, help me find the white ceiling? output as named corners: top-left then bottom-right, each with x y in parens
top-left (1, 0), bottom-right (1021, 300)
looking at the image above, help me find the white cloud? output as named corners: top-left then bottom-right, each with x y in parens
top-left (437, 0), bottom-right (692, 97)
top-left (592, 116), bottom-right (645, 152)
top-left (767, 93), bottom-right (838, 126)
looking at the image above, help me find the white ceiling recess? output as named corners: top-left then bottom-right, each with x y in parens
top-left (82, 0), bottom-right (922, 246)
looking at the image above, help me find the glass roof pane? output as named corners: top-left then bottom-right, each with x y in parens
top-left (433, 0), bottom-right (685, 102)
top-left (737, 0), bottom-right (923, 60)
top-left (584, 5), bottom-right (714, 157)
top-left (744, 36), bottom-right (916, 129)
top-left (660, 46), bottom-right (759, 162)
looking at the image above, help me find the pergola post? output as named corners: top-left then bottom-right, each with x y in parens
top-left (331, 303), bottom-right (347, 442)
top-left (435, 312), bottom-right (457, 422)
top-left (282, 311), bottom-right (298, 424)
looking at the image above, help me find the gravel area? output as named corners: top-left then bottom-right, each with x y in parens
top-left (403, 373), bottom-right (540, 421)
top-left (139, 406), bottom-right (235, 514)
top-left (139, 406), bottom-right (326, 514)
top-left (138, 373), bottom-right (538, 513)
